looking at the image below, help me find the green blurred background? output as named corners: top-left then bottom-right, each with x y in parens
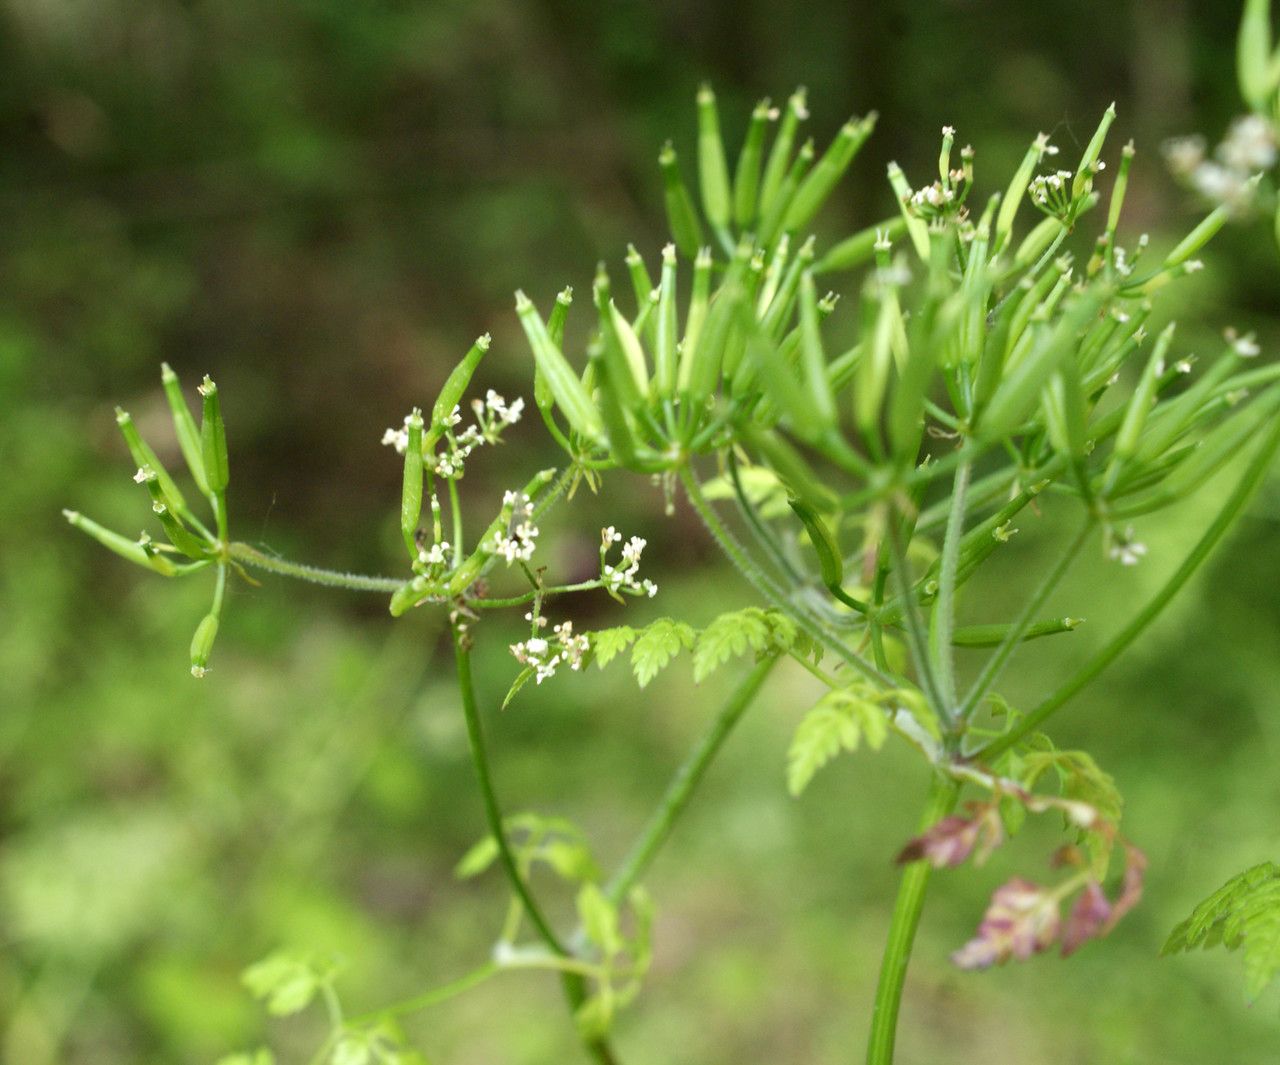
top-left (3, 0), bottom-right (1280, 1061)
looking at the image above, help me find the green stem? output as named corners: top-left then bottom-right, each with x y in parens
top-left (885, 519), bottom-right (946, 715)
top-left (605, 654), bottom-right (779, 906)
top-left (229, 543), bottom-right (405, 592)
top-left (680, 466), bottom-right (891, 687)
top-left (451, 628), bottom-right (620, 1065)
top-left (958, 518), bottom-right (1094, 719)
top-left (351, 963), bottom-right (499, 1023)
top-left (930, 459), bottom-right (971, 713)
top-left (977, 416), bottom-right (1280, 762)
top-left (865, 772), bottom-right (961, 1065)
top-left (466, 580), bottom-right (605, 610)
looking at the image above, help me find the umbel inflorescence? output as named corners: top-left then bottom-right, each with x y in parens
top-left (68, 76), bottom-right (1280, 1065)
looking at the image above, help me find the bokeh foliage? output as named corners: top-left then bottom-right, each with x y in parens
top-left (2, 0), bottom-right (1280, 1061)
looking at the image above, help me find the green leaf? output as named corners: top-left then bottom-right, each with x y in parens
top-left (630, 618), bottom-right (695, 688)
top-left (454, 835), bottom-right (500, 880)
top-left (692, 608), bottom-right (773, 682)
top-left (501, 666), bottom-right (536, 710)
top-left (591, 626), bottom-right (637, 669)
top-left (1163, 863), bottom-right (1280, 955)
top-left (242, 952), bottom-right (325, 1017)
top-left (577, 882), bottom-right (623, 957)
top-left (787, 687), bottom-right (888, 796)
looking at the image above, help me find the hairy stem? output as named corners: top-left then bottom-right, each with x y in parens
top-left (605, 653), bottom-right (779, 905)
top-left (229, 543), bottom-right (405, 592)
top-left (452, 628), bottom-right (620, 1065)
top-left (865, 771), bottom-right (961, 1065)
top-left (978, 416), bottom-right (1280, 761)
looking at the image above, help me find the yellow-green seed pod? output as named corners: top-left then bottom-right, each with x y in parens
top-left (681, 237), bottom-right (752, 403)
top-left (189, 613), bottom-right (219, 678)
top-left (696, 84), bottom-right (732, 232)
top-left (1161, 188), bottom-right (1252, 270)
top-left (1239, 0), bottom-right (1275, 110)
top-left (115, 407), bottom-right (190, 520)
top-left (733, 98), bottom-right (774, 229)
top-left (760, 235), bottom-right (815, 338)
top-left (951, 617), bottom-right (1082, 647)
top-left (140, 469), bottom-right (208, 559)
top-left (654, 244), bottom-right (679, 397)
top-left (760, 88), bottom-right (808, 219)
top-left (814, 216), bottom-right (905, 274)
top-left (1105, 141), bottom-right (1136, 253)
top-left (548, 286), bottom-right (573, 348)
top-left (739, 421), bottom-right (838, 512)
top-left (798, 271), bottom-right (836, 427)
top-left (758, 138), bottom-right (815, 248)
top-left (1111, 322), bottom-right (1176, 466)
top-left (659, 142), bottom-right (704, 259)
top-left (63, 509), bottom-right (178, 576)
top-left (160, 363), bottom-right (209, 495)
top-left (1072, 103), bottom-right (1116, 200)
top-left (428, 334), bottom-right (490, 450)
top-left (886, 161), bottom-right (930, 260)
top-left (995, 135), bottom-right (1044, 254)
top-left (784, 112), bottom-right (877, 234)
top-left (198, 376), bottom-right (229, 495)
top-left (401, 408), bottom-right (424, 556)
top-left (515, 291), bottom-right (604, 443)
top-left (624, 244), bottom-right (654, 319)
top-left (1012, 216), bottom-right (1065, 270)
top-left (684, 247), bottom-right (713, 358)
top-left (589, 340), bottom-right (642, 470)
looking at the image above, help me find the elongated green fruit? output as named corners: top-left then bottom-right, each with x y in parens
top-left (590, 340), bottom-right (642, 469)
top-left (140, 470), bottom-right (208, 559)
top-left (738, 422), bottom-right (837, 512)
top-left (659, 142), bottom-right (704, 259)
top-left (995, 135), bottom-right (1045, 253)
top-left (1072, 103), bottom-right (1116, 199)
top-left (788, 496), bottom-right (868, 612)
top-left (758, 138), bottom-right (815, 248)
top-left (952, 617), bottom-right (1082, 647)
top-left (886, 161), bottom-right (930, 259)
top-left (760, 88), bottom-right (807, 218)
top-left (515, 291), bottom-right (604, 442)
top-left (428, 334), bottom-right (490, 449)
top-left (548, 287), bottom-right (572, 348)
top-left (160, 363), bottom-right (209, 496)
top-left (63, 509), bottom-right (177, 576)
top-left (798, 271), bottom-right (836, 427)
top-left (1104, 141), bottom-right (1135, 251)
top-left (696, 85), bottom-right (732, 231)
top-left (1111, 322), bottom-right (1176, 467)
top-left (189, 613), bottom-right (219, 678)
top-left (624, 244), bottom-right (654, 317)
top-left (684, 247), bottom-right (713, 357)
top-left (401, 408), bottom-right (424, 556)
top-left (734, 98), bottom-right (773, 228)
top-left (1161, 190), bottom-right (1252, 270)
top-left (198, 376), bottom-right (229, 496)
top-left (784, 112), bottom-right (877, 234)
top-left (814, 217), bottom-right (905, 274)
top-left (1239, 0), bottom-right (1275, 110)
top-left (115, 407), bottom-right (190, 519)
top-left (654, 244), bottom-right (679, 396)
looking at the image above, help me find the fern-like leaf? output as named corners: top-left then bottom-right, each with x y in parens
top-left (787, 687), bottom-right (888, 796)
top-left (631, 618), bottom-right (696, 687)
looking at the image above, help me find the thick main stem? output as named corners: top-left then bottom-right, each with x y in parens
top-left (865, 772), bottom-right (961, 1065)
top-left (605, 654), bottom-right (778, 905)
top-left (451, 628), bottom-right (619, 1065)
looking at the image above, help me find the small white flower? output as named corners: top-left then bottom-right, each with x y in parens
top-left (1108, 526), bottom-right (1147, 567)
top-left (1227, 329), bottom-right (1261, 357)
top-left (133, 467), bottom-right (151, 484)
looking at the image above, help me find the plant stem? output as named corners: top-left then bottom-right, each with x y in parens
top-left (930, 459), bottom-right (971, 713)
top-left (605, 654), bottom-right (778, 905)
top-left (451, 627), bottom-right (620, 1065)
top-left (865, 771), bottom-right (961, 1065)
top-left (977, 415), bottom-right (1280, 762)
top-left (884, 519), bottom-right (946, 716)
top-left (958, 517), bottom-right (1094, 719)
top-left (680, 466), bottom-right (891, 687)
top-left (229, 542), bottom-right (405, 592)
top-left (353, 962), bottom-right (500, 1023)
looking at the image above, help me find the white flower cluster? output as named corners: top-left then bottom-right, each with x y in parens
top-left (510, 619), bottom-right (589, 684)
top-left (418, 540), bottom-right (450, 570)
top-left (1107, 525), bottom-right (1147, 567)
top-left (1165, 116), bottom-right (1274, 213)
top-left (491, 490), bottom-right (539, 564)
top-left (381, 391), bottom-right (524, 479)
top-left (1033, 132), bottom-right (1060, 161)
top-left (1226, 327), bottom-right (1262, 358)
top-left (600, 526), bottom-right (658, 598)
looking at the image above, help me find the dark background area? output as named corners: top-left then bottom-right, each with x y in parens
top-left (3, 1), bottom-right (1280, 1062)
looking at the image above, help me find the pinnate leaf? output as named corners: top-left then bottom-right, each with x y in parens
top-left (631, 618), bottom-right (696, 687)
top-left (787, 687), bottom-right (888, 796)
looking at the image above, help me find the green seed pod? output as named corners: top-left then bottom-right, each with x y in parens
top-left (115, 407), bottom-right (190, 520)
top-left (654, 244), bottom-right (679, 397)
top-left (951, 617), bottom-right (1082, 647)
top-left (696, 84), bottom-right (732, 232)
top-left (198, 376), bottom-right (229, 496)
top-left (1132, 348), bottom-right (1240, 466)
top-left (787, 496), bottom-right (867, 612)
top-left (1110, 322), bottom-right (1177, 469)
top-left (1012, 216), bottom-right (1064, 270)
top-left (684, 247), bottom-right (714, 359)
top-left (1160, 385), bottom-right (1280, 500)
top-left (548, 286), bottom-right (573, 348)
top-left (784, 113), bottom-right (877, 235)
top-left (798, 271), bottom-right (836, 428)
top-left (995, 135), bottom-right (1045, 254)
top-left (189, 612), bottom-right (219, 678)
top-left (1072, 103), bottom-right (1116, 200)
top-left (738, 421), bottom-right (838, 512)
top-left (758, 138), bottom-right (815, 249)
top-left (160, 363), bottom-right (209, 496)
top-left (760, 235), bottom-right (815, 339)
top-left (624, 244), bottom-right (655, 319)
top-left (680, 237), bottom-right (752, 402)
top-left (814, 217), bottom-right (905, 274)
top-left (63, 509), bottom-right (178, 576)
top-left (733, 98), bottom-right (773, 229)
top-left (659, 142), bottom-right (705, 259)
top-left (741, 313), bottom-right (816, 440)
top-left (589, 339), bottom-right (642, 469)
top-left (760, 88), bottom-right (808, 219)
top-left (427, 334), bottom-right (490, 450)
top-left (1160, 191), bottom-right (1249, 270)
top-left (886, 161), bottom-right (930, 260)
top-left (980, 289), bottom-right (1104, 439)
top-left (1104, 141), bottom-right (1135, 253)
top-left (1238, 0), bottom-right (1275, 110)
top-left (140, 469), bottom-right (208, 559)
top-left (401, 408), bottom-right (424, 557)
top-left (515, 291), bottom-right (604, 443)
top-left (856, 278), bottom-right (899, 449)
